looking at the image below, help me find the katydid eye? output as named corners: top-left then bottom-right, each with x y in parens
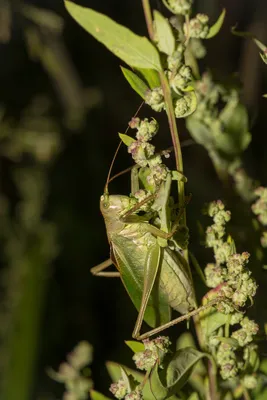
top-left (103, 202), bottom-right (109, 209)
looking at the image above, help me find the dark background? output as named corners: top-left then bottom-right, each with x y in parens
top-left (1, 0), bottom-right (267, 398)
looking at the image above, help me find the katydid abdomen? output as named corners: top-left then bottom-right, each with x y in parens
top-left (111, 222), bottom-right (196, 329)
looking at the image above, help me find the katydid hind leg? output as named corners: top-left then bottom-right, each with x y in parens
top-left (136, 297), bottom-right (224, 340)
top-left (132, 244), bottom-right (162, 338)
top-left (91, 258), bottom-right (120, 278)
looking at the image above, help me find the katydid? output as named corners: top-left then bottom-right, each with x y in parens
top-left (91, 162), bottom-right (198, 339)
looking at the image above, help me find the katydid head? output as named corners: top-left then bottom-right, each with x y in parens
top-left (100, 193), bottom-right (129, 220)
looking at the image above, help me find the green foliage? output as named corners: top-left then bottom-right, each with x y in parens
top-left (206, 9), bottom-right (226, 39)
top-left (121, 67), bottom-right (149, 99)
top-left (153, 10), bottom-right (175, 55)
top-left (64, 1), bottom-right (162, 71)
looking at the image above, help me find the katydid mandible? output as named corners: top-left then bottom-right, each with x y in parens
top-left (91, 161), bottom-right (197, 339)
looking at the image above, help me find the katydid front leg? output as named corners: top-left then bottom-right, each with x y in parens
top-left (91, 259), bottom-right (120, 277)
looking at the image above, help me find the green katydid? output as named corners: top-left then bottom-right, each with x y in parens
top-left (91, 145), bottom-right (200, 339)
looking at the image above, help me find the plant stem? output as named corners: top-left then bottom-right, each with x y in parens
top-left (141, 0), bottom-right (184, 208)
top-left (141, 2), bottom-right (219, 399)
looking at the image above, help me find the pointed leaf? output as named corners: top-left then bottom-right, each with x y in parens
top-left (136, 68), bottom-right (161, 88)
top-left (65, 1), bottom-right (162, 71)
top-left (206, 9), bottom-right (226, 39)
top-left (186, 117), bottom-right (214, 148)
top-left (106, 361), bottom-right (144, 383)
top-left (90, 390), bottom-right (112, 400)
top-left (121, 67), bottom-right (149, 99)
top-left (218, 101), bottom-right (251, 156)
top-left (214, 337), bottom-right (239, 348)
top-left (125, 340), bottom-right (145, 353)
top-left (119, 133), bottom-right (135, 146)
top-left (153, 11), bottom-right (175, 55)
top-left (176, 332), bottom-right (206, 375)
top-left (166, 348), bottom-right (207, 393)
top-left (143, 363), bottom-right (168, 400)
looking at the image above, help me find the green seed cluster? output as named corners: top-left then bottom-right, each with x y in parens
top-left (204, 201), bottom-right (259, 383)
top-left (110, 337), bottom-right (171, 400)
top-left (133, 336), bottom-right (171, 371)
top-left (184, 14), bottom-right (210, 39)
top-left (174, 93), bottom-right (194, 117)
top-left (128, 118), bottom-right (168, 189)
top-left (169, 65), bottom-right (193, 93)
top-left (145, 87), bottom-right (165, 112)
top-left (166, 0), bottom-right (193, 15)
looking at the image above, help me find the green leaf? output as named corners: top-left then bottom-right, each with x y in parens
top-left (65, 1), bottom-right (162, 71)
top-left (200, 306), bottom-right (229, 337)
top-left (218, 101), bottom-right (251, 156)
top-left (166, 348), bottom-right (207, 394)
top-left (206, 9), bottom-right (226, 39)
top-left (121, 67), bottom-right (149, 99)
top-left (90, 390), bottom-right (112, 400)
top-left (143, 363), bottom-right (168, 400)
top-left (125, 340), bottom-right (145, 353)
top-left (214, 337), bottom-right (239, 348)
top-left (136, 68), bottom-right (161, 88)
top-left (118, 133), bottom-right (135, 146)
top-left (188, 393), bottom-right (200, 400)
top-left (176, 332), bottom-right (206, 375)
top-left (186, 117), bottom-right (214, 149)
top-left (106, 361), bottom-right (144, 383)
top-left (153, 11), bottom-right (175, 55)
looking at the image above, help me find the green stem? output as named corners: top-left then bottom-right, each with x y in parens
top-left (141, 0), bottom-right (184, 208)
top-left (141, 2), bottom-right (218, 398)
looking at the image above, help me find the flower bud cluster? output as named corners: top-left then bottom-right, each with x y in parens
top-left (205, 200), bottom-right (231, 268)
top-left (252, 186), bottom-right (267, 247)
top-left (133, 336), bottom-right (171, 371)
top-left (145, 88), bottom-right (165, 112)
top-left (174, 93), bottom-right (194, 118)
top-left (229, 163), bottom-right (257, 202)
top-left (110, 379), bottom-right (128, 399)
top-left (110, 382), bottom-right (143, 400)
top-left (184, 14), bottom-right (210, 39)
top-left (204, 201), bottom-right (259, 382)
top-left (252, 187), bottom-right (267, 225)
top-left (167, 45), bottom-right (185, 72)
top-left (166, 0), bottom-right (193, 15)
top-left (50, 341), bottom-right (93, 400)
top-left (127, 118), bottom-right (168, 189)
top-left (231, 317), bottom-right (259, 347)
top-left (169, 65), bottom-right (193, 93)
top-left (216, 342), bottom-right (238, 380)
